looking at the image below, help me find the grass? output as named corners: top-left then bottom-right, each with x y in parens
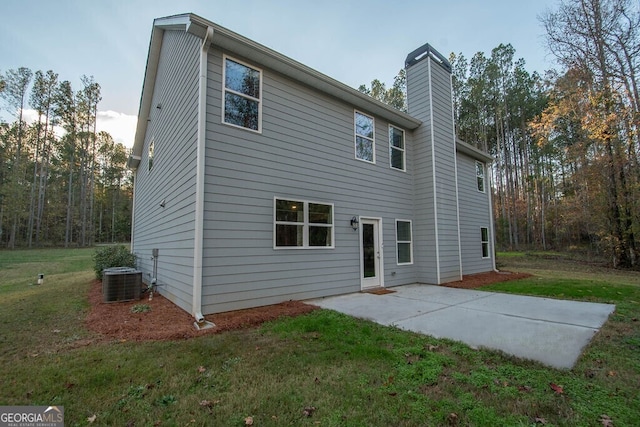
top-left (0, 249), bottom-right (639, 426)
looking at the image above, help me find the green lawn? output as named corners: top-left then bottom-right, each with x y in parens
top-left (0, 249), bottom-right (639, 426)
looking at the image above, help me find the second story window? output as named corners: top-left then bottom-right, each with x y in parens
top-left (476, 161), bottom-right (485, 192)
top-left (148, 140), bottom-right (154, 172)
top-left (355, 111), bottom-right (375, 163)
top-left (389, 125), bottom-right (405, 171)
top-left (223, 56), bottom-right (262, 132)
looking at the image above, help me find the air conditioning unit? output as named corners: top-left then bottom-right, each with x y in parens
top-left (102, 267), bottom-right (142, 303)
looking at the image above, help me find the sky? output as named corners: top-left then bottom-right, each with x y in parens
top-left (1, 0), bottom-right (559, 148)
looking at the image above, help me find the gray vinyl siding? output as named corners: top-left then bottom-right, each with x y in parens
top-left (406, 56), bottom-right (437, 284)
top-left (429, 61), bottom-right (462, 283)
top-left (406, 55), bottom-right (461, 284)
top-left (131, 29), bottom-right (200, 313)
top-left (457, 153), bottom-right (494, 274)
top-left (200, 47), bottom-right (417, 313)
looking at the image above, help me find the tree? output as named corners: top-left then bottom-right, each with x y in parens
top-left (541, 0), bottom-right (640, 266)
top-left (0, 67), bottom-right (33, 248)
top-left (358, 69), bottom-right (407, 112)
top-left (27, 70), bottom-right (58, 247)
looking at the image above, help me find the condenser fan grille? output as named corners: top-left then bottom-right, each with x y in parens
top-left (102, 267), bottom-right (142, 303)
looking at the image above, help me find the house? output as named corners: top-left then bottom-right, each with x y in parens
top-left (128, 13), bottom-right (495, 325)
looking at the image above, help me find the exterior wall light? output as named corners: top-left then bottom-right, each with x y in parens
top-left (350, 216), bottom-right (359, 230)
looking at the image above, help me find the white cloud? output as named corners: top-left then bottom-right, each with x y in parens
top-left (11, 108), bottom-right (137, 148)
top-left (96, 110), bottom-right (137, 148)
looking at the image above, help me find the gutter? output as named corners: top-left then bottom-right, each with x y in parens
top-left (192, 26), bottom-right (215, 330)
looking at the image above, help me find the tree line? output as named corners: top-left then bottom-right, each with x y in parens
top-left (360, 0), bottom-right (639, 267)
top-left (0, 68), bottom-right (132, 248)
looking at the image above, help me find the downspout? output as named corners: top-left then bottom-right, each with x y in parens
top-left (193, 26), bottom-right (215, 330)
top-left (488, 166), bottom-right (498, 272)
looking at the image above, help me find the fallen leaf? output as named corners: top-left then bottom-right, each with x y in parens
top-left (549, 383), bottom-right (564, 394)
top-left (534, 416), bottom-right (547, 424)
top-left (600, 414), bottom-right (614, 426)
top-left (447, 412), bottom-right (458, 425)
top-left (197, 366), bottom-right (206, 373)
top-left (607, 371), bottom-right (616, 377)
top-left (303, 406), bottom-right (316, 417)
top-left (64, 382), bottom-right (75, 390)
top-left (518, 385), bottom-right (532, 392)
top-left (244, 416), bottom-right (253, 426)
top-left (87, 415), bottom-right (97, 423)
top-left (314, 377), bottom-right (320, 384)
top-left (199, 400), bottom-right (212, 407)
top-left (52, 329), bottom-right (61, 333)
top-left (405, 354), bottom-right (420, 364)
top-left (126, 419), bottom-right (135, 427)
top-left (426, 344), bottom-right (439, 351)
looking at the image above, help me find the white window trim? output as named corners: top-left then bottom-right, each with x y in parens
top-left (354, 110), bottom-right (375, 164)
top-left (273, 197), bottom-right (335, 249)
top-left (222, 55), bottom-right (263, 134)
top-left (389, 125), bottom-right (406, 172)
top-left (148, 139), bottom-right (154, 172)
top-left (395, 219), bottom-right (413, 265)
top-left (476, 161), bottom-right (486, 193)
top-left (481, 227), bottom-right (490, 259)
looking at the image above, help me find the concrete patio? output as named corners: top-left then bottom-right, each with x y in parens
top-left (308, 284), bottom-right (616, 369)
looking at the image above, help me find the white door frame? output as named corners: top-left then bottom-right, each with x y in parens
top-left (359, 217), bottom-right (384, 290)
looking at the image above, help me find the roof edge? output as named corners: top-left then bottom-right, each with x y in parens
top-left (131, 13), bottom-right (422, 162)
top-left (456, 139), bottom-right (493, 163)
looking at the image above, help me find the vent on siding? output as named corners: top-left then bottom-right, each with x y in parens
top-left (102, 267), bottom-right (142, 303)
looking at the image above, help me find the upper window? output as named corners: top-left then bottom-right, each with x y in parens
top-left (389, 125), bottom-right (405, 171)
top-left (354, 111), bottom-right (375, 163)
top-left (476, 161), bottom-right (485, 192)
top-left (396, 220), bottom-right (413, 265)
top-left (148, 140), bottom-right (154, 172)
top-left (223, 56), bottom-right (262, 132)
top-left (274, 198), bottom-right (334, 249)
top-left (481, 227), bottom-right (490, 258)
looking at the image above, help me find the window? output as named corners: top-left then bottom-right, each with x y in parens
top-left (389, 125), bottom-right (405, 171)
top-left (355, 111), bottom-right (375, 163)
top-left (481, 227), bottom-right (490, 258)
top-left (396, 220), bottom-right (413, 264)
top-left (148, 140), bottom-right (154, 171)
top-left (476, 161), bottom-right (485, 192)
top-left (223, 56), bottom-right (262, 132)
top-left (274, 198), bottom-right (334, 248)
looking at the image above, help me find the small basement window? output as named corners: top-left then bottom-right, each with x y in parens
top-left (396, 219), bottom-right (413, 264)
top-left (481, 227), bottom-right (490, 258)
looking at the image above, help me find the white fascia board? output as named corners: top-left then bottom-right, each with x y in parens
top-left (456, 139), bottom-right (493, 163)
top-left (131, 13), bottom-right (421, 162)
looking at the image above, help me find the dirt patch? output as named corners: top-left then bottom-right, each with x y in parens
top-left (442, 270), bottom-right (532, 289)
top-left (85, 280), bottom-right (318, 342)
top-left (85, 270), bottom-right (529, 342)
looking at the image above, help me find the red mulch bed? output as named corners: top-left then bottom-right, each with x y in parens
top-left (442, 270), bottom-right (532, 289)
top-left (86, 270), bottom-right (530, 342)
